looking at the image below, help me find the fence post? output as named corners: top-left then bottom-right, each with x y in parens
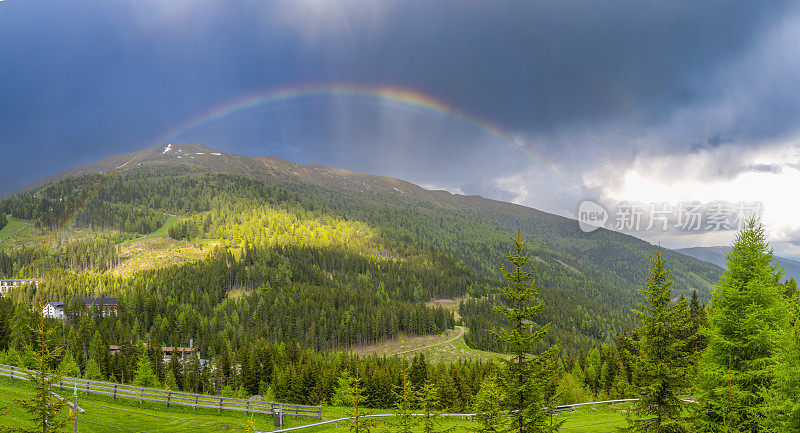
top-left (246, 400), bottom-right (250, 415)
top-left (113, 384), bottom-right (117, 400)
top-left (218, 397), bottom-right (223, 413)
top-left (85, 380), bottom-right (90, 395)
top-left (73, 392), bottom-right (79, 433)
top-left (194, 394), bottom-right (198, 411)
top-left (166, 391), bottom-right (171, 408)
top-left (9, 366), bottom-right (13, 381)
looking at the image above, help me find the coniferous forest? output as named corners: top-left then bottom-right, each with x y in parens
top-left (0, 166), bottom-right (797, 432)
top-left (6, 1), bottom-right (800, 431)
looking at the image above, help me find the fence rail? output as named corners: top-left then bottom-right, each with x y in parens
top-left (263, 398), bottom-right (654, 432)
top-left (0, 363), bottom-right (321, 419)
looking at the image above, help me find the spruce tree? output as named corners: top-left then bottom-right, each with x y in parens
top-left (83, 358), bottom-right (102, 380)
top-left (763, 283), bottom-right (799, 432)
top-left (624, 246), bottom-right (693, 433)
top-left (341, 371), bottom-right (377, 433)
top-left (132, 343), bottom-right (159, 388)
top-left (416, 380), bottom-right (446, 433)
top-left (694, 218), bottom-right (789, 432)
top-left (56, 349), bottom-right (80, 378)
top-left (164, 370), bottom-right (179, 391)
top-left (243, 346), bottom-right (260, 396)
top-left (785, 277), bottom-right (797, 298)
top-left (492, 222), bottom-right (557, 433)
top-left (542, 359), bottom-right (566, 431)
top-left (386, 363), bottom-right (419, 433)
top-left (10, 309), bottom-right (70, 433)
top-left (10, 304), bottom-right (30, 350)
top-left (168, 350), bottom-right (183, 391)
top-left (473, 375), bottom-right (508, 433)
top-left (688, 290), bottom-right (707, 354)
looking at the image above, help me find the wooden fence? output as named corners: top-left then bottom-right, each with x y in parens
top-left (262, 399), bottom-right (644, 433)
top-left (0, 363), bottom-right (321, 419)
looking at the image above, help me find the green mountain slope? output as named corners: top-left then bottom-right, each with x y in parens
top-left (0, 144), bottom-right (724, 355)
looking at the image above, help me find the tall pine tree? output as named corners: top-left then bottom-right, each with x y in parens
top-left (473, 374), bottom-right (507, 433)
top-left (625, 246), bottom-right (693, 432)
top-left (386, 362), bottom-right (419, 433)
top-left (764, 278), bottom-right (800, 432)
top-left (694, 218), bottom-right (788, 432)
top-left (9, 309), bottom-right (70, 433)
top-left (492, 221), bottom-right (557, 433)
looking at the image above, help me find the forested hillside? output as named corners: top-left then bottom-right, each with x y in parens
top-left (0, 144), bottom-right (724, 358)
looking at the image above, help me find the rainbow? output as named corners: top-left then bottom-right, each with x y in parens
top-left (43, 175), bottom-right (117, 251)
top-left (43, 85), bottom-right (567, 250)
top-left (152, 84), bottom-right (566, 182)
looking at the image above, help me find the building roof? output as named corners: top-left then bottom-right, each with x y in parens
top-left (45, 301), bottom-right (65, 308)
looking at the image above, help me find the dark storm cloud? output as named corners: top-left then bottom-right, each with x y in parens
top-left (282, 0), bottom-right (794, 137)
top-left (1, 0), bottom-right (799, 215)
top-left (691, 134), bottom-right (734, 152)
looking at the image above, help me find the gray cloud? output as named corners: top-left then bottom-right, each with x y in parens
top-left (744, 163), bottom-right (783, 174)
top-left (4, 0), bottom-right (800, 251)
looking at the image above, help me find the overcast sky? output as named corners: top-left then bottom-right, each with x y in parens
top-left (2, 0), bottom-right (800, 256)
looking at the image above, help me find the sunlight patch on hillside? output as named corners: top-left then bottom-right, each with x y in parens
top-left (201, 205), bottom-right (382, 255)
top-left (112, 236), bottom-right (208, 276)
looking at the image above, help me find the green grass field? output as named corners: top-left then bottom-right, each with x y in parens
top-left (288, 404), bottom-right (628, 432)
top-left (0, 377), bottom-right (319, 433)
top-left (0, 216), bottom-right (32, 243)
top-left (350, 326), bottom-right (503, 364)
top-left (351, 298), bottom-right (503, 364)
top-left (0, 376), bottom-right (628, 432)
top-left (122, 216), bottom-right (181, 245)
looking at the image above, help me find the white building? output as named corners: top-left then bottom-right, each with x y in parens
top-left (0, 279), bottom-right (44, 296)
top-left (41, 298), bottom-right (119, 320)
top-left (42, 301), bottom-right (65, 320)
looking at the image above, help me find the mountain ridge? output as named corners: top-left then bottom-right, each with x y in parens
top-left (0, 142), bottom-right (730, 353)
top-left (9, 143), bottom-right (556, 217)
top-left (6, 143), bottom-right (723, 292)
top-left (677, 245), bottom-right (800, 282)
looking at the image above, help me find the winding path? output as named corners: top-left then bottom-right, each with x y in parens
top-left (396, 325), bottom-right (466, 356)
top-left (0, 221), bottom-right (32, 244)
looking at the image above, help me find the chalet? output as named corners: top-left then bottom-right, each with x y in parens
top-left (0, 279), bottom-right (44, 296)
top-left (41, 297), bottom-right (119, 319)
top-left (42, 301), bottom-right (65, 320)
top-left (78, 298), bottom-right (119, 317)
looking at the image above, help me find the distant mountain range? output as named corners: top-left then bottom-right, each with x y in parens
top-left (677, 246), bottom-right (800, 283)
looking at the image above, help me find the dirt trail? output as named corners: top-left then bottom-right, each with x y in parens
top-left (396, 326), bottom-right (466, 356)
top-left (0, 222), bottom-right (32, 244)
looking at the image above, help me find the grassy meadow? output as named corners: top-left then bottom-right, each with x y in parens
top-left (0, 374), bottom-right (628, 432)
